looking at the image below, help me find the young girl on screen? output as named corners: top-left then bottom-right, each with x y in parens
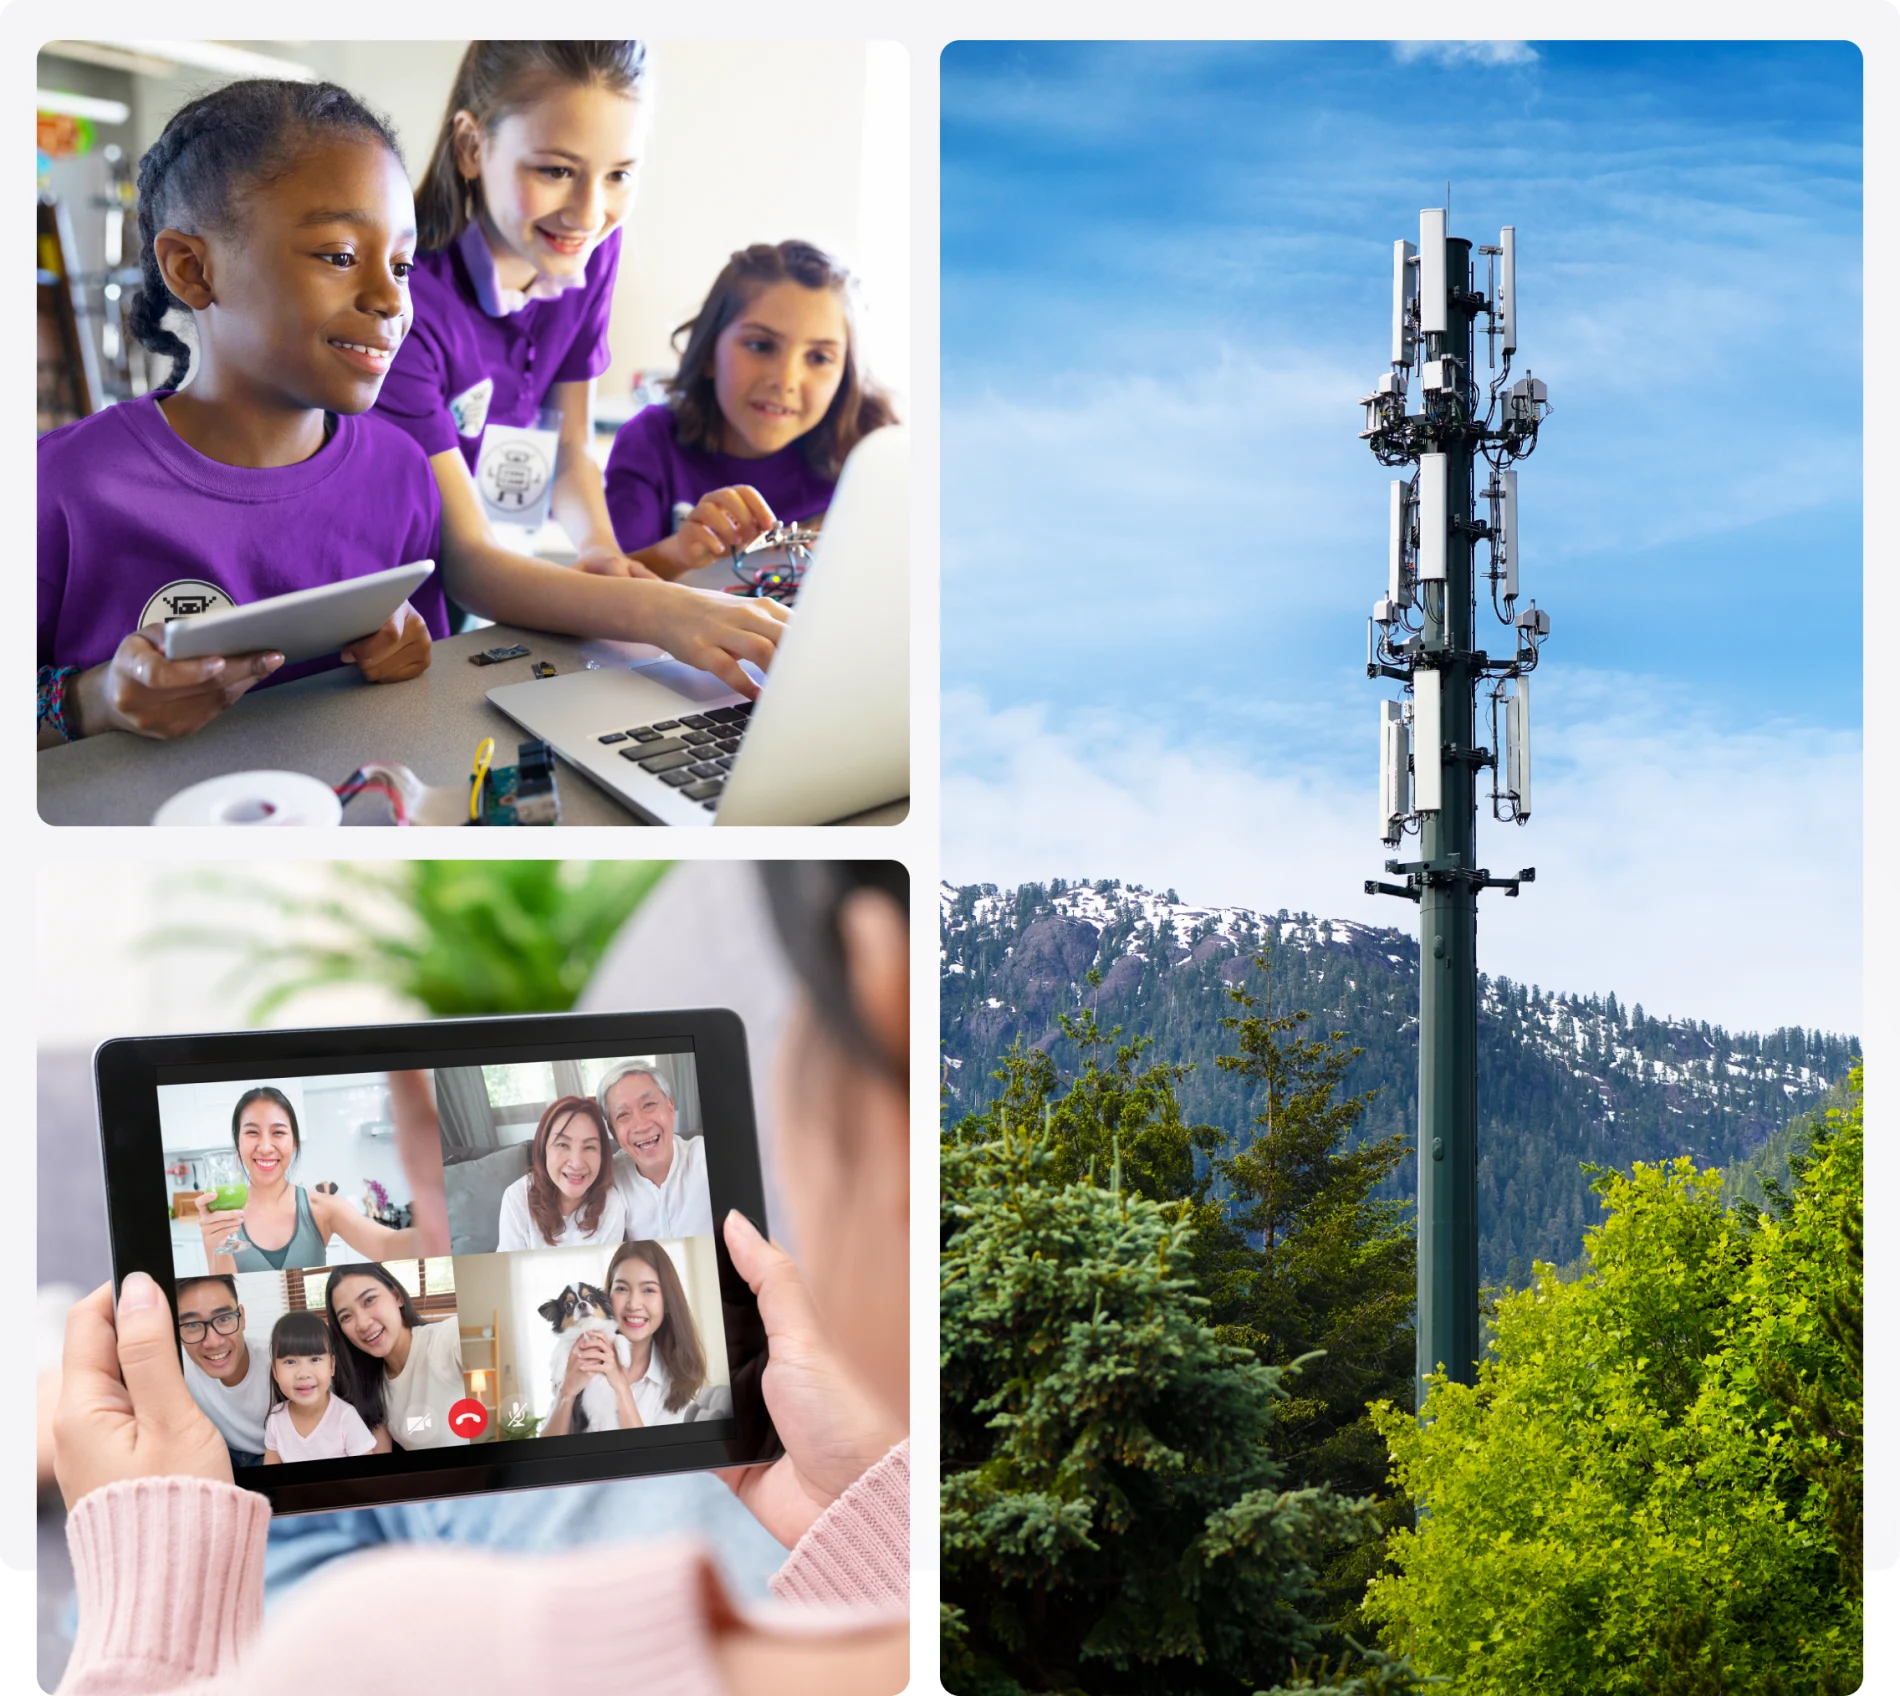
top-left (261, 1311), bottom-right (386, 1464)
top-left (376, 40), bottom-right (789, 696)
top-left (603, 241), bottom-right (898, 568)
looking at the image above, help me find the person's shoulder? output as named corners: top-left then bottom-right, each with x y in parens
top-left (404, 245), bottom-right (467, 313)
top-left (345, 410), bottom-right (440, 476)
top-left (38, 398), bottom-right (139, 472)
top-left (584, 226), bottom-right (625, 292)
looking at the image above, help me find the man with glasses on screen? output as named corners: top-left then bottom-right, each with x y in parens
top-left (597, 1061), bottom-right (714, 1240)
top-left (176, 1275), bottom-right (272, 1469)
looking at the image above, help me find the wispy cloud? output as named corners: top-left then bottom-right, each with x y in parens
top-left (1394, 41), bottom-right (1540, 68)
top-left (943, 675), bottom-right (1861, 1037)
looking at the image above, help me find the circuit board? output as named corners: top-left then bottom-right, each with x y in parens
top-left (479, 742), bottom-right (561, 825)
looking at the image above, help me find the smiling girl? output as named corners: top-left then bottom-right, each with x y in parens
top-left (377, 41), bottom-right (789, 697)
top-left (36, 79), bottom-right (443, 746)
top-left (603, 241), bottom-right (898, 569)
top-left (543, 1240), bottom-right (717, 1434)
top-left (261, 1311), bottom-right (386, 1464)
top-left (195, 1086), bottom-right (426, 1273)
top-left (496, 1096), bottom-right (627, 1250)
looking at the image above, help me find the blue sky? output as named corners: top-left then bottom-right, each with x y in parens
top-left (940, 40), bottom-right (1863, 1035)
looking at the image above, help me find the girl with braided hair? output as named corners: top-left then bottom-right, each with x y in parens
top-left (36, 78), bottom-right (444, 745)
top-left (371, 42), bottom-right (791, 693)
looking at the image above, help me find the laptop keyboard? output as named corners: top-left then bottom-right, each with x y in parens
top-left (596, 703), bottom-right (754, 810)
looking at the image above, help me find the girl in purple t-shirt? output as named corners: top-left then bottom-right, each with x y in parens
top-left (603, 240), bottom-right (900, 572)
top-left (371, 42), bottom-right (790, 699)
top-left (36, 80), bottom-right (444, 746)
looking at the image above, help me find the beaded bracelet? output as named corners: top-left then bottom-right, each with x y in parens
top-left (37, 664), bottom-right (80, 742)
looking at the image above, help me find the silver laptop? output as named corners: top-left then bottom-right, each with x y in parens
top-left (486, 424), bottom-right (908, 826)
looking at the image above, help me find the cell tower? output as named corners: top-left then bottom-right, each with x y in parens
top-left (1359, 209), bottom-right (1552, 1409)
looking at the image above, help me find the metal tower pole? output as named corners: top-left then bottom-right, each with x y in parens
top-left (1361, 214), bottom-right (1551, 1416)
top-left (1415, 238), bottom-right (1480, 1399)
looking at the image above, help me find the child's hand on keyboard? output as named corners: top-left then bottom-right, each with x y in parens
top-left (341, 600), bottom-right (432, 684)
top-left (70, 627), bottom-right (283, 740)
top-left (640, 583), bottom-right (790, 699)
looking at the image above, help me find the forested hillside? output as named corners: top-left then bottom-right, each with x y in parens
top-left (941, 878), bottom-right (1858, 1284)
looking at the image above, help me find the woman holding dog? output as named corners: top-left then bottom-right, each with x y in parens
top-left (54, 863), bottom-right (909, 1693)
top-left (541, 1241), bottom-right (720, 1434)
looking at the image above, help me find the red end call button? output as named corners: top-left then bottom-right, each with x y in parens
top-left (448, 1398), bottom-right (489, 1439)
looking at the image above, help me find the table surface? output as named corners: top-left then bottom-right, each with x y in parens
top-left (38, 623), bottom-right (906, 827)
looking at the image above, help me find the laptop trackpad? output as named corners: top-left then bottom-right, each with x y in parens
top-left (627, 657), bottom-right (743, 704)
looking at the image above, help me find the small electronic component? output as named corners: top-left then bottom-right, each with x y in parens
top-left (470, 643), bottom-right (532, 666)
top-left (531, 661), bottom-right (557, 679)
top-left (476, 737), bottom-right (562, 826)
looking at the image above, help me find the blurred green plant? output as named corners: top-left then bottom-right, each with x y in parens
top-left (145, 860), bottom-right (672, 1022)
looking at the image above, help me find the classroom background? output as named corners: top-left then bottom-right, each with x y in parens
top-left (35, 38), bottom-right (910, 433)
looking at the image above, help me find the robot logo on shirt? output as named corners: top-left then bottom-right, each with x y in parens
top-left (449, 377), bottom-right (494, 439)
top-left (140, 579), bottom-right (236, 629)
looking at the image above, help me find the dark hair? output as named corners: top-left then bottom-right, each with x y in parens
top-left (266, 1310), bottom-right (335, 1407)
top-left (527, 1096), bottom-right (615, 1246)
top-left (175, 1273), bottom-right (240, 1309)
top-left (605, 1241), bottom-right (705, 1411)
top-left (231, 1086), bottom-right (302, 1168)
top-left (668, 241), bottom-right (898, 480)
top-left (323, 1263), bottom-right (422, 1431)
top-left (131, 79), bottom-right (403, 389)
top-left (761, 863), bottom-right (909, 1076)
top-left (415, 41), bottom-right (649, 251)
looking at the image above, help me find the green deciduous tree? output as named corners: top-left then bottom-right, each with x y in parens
top-left (1362, 1069), bottom-right (1863, 1696)
top-left (941, 1111), bottom-right (1376, 1696)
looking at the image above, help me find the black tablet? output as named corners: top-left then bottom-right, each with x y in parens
top-left (94, 1009), bottom-right (780, 1515)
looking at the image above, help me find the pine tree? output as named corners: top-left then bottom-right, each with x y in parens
top-left (941, 1109), bottom-right (1381, 1696)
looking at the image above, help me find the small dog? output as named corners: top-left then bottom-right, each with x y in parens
top-left (539, 1282), bottom-right (632, 1433)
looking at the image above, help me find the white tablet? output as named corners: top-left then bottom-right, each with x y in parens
top-left (161, 561), bottom-right (436, 664)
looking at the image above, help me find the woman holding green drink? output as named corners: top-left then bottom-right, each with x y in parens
top-left (195, 1087), bottom-right (424, 1273)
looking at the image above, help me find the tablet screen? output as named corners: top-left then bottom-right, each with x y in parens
top-left (111, 1014), bottom-right (776, 1508)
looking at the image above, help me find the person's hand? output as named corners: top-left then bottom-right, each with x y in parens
top-left (384, 1072), bottom-right (450, 1257)
top-left (584, 1330), bottom-right (630, 1391)
top-left (559, 1333), bottom-right (611, 1401)
top-left (54, 1275), bottom-right (233, 1510)
top-left (716, 1210), bottom-right (906, 1548)
top-left (70, 627), bottom-right (282, 740)
top-left (664, 485), bottom-right (778, 575)
top-left (341, 601), bottom-right (431, 683)
top-left (637, 582), bottom-right (789, 699)
top-left (573, 541), bottom-right (660, 580)
top-left (194, 1193), bottom-right (245, 1261)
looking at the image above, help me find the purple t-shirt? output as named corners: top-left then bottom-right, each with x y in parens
top-left (603, 403), bottom-right (839, 553)
top-left (375, 226), bottom-right (622, 474)
top-left (37, 394), bottom-right (446, 678)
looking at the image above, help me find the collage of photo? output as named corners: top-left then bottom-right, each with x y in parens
top-left (160, 1056), bottom-right (729, 1464)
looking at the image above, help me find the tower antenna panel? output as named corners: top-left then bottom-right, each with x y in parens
top-left (1380, 698), bottom-right (1410, 843)
top-left (1499, 468), bottom-right (1519, 604)
top-left (1412, 668), bottom-right (1443, 812)
top-left (1417, 453), bottom-right (1448, 582)
top-left (1507, 678), bottom-right (1531, 818)
top-left (1418, 209), bottom-right (1448, 336)
top-left (1498, 225), bottom-right (1517, 355)
top-left (1389, 479), bottom-right (1415, 605)
top-left (1392, 239), bottom-right (1419, 365)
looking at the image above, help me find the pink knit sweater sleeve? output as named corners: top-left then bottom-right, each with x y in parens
top-left (770, 1438), bottom-right (911, 1606)
top-left (58, 1442), bottom-right (910, 1696)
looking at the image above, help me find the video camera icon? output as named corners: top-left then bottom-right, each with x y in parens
top-left (448, 1398), bottom-right (489, 1439)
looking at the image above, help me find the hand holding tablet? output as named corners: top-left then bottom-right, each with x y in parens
top-left (92, 1009), bottom-right (781, 1514)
